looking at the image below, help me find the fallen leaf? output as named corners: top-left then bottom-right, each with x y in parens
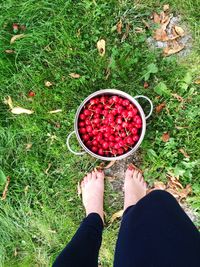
top-left (153, 181), bottom-right (166, 190)
top-left (45, 81), bottom-right (53, 87)
top-left (172, 93), bottom-right (184, 102)
top-left (162, 132), bottom-right (170, 142)
top-left (110, 210), bottom-right (123, 223)
top-left (117, 19), bottom-right (123, 34)
top-left (153, 12), bottom-right (161, 23)
top-left (154, 28), bottom-right (169, 41)
top-left (2, 176), bottom-right (10, 200)
top-left (10, 34), bottom-right (25, 44)
top-left (179, 184), bottom-right (192, 200)
top-left (135, 27), bottom-right (144, 33)
top-left (4, 96), bottom-right (14, 109)
top-left (163, 42), bottom-right (184, 56)
top-left (174, 25), bottom-right (184, 37)
top-left (104, 160), bottom-right (116, 169)
top-left (175, 125), bottom-right (189, 129)
top-left (156, 102), bottom-right (166, 113)
top-left (121, 23), bottom-right (130, 42)
top-left (97, 39), bottom-right (106, 56)
top-left (69, 73), bottom-right (81, 79)
top-left (142, 19), bottom-right (150, 29)
top-left (167, 173), bottom-right (183, 189)
top-left (5, 49), bottom-right (15, 54)
top-left (194, 79), bottom-right (200, 84)
top-left (179, 148), bottom-right (190, 158)
top-left (106, 176), bottom-right (116, 182)
top-left (77, 181), bottom-right (81, 198)
top-left (143, 81), bottom-right (149, 88)
top-left (25, 143), bottom-right (32, 150)
top-left (24, 185), bottom-right (29, 196)
top-left (48, 109), bottom-right (62, 114)
top-left (11, 107), bottom-right (34, 115)
top-left (44, 163), bottom-right (52, 174)
top-left (163, 4), bottom-right (170, 12)
top-left (160, 11), bottom-right (169, 24)
top-left (77, 28), bottom-right (81, 37)
top-left (14, 248), bottom-right (18, 257)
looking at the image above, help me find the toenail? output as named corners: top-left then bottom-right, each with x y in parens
top-left (128, 165), bottom-right (134, 170)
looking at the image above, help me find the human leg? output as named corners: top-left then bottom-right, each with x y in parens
top-left (53, 170), bottom-right (104, 267)
top-left (114, 168), bottom-right (200, 267)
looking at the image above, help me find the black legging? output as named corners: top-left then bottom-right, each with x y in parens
top-left (53, 190), bottom-right (200, 267)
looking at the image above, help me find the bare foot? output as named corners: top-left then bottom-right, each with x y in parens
top-left (124, 166), bottom-right (147, 211)
top-left (81, 170), bottom-right (104, 222)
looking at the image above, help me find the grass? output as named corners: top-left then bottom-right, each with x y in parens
top-left (0, 0), bottom-right (199, 266)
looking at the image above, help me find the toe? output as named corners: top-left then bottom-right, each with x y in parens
top-left (87, 172), bottom-right (92, 180)
top-left (125, 168), bottom-right (133, 179)
top-left (96, 170), bottom-right (104, 180)
top-left (137, 171), bottom-right (143, 182)
top-left (91, 171), bottom-right (97, 180)
top-left (132, 169), bottom-right (138, 179)
top-left (81, 180), bottom-right (85, 188)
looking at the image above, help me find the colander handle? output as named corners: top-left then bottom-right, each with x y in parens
top-left (66, 131), bottom-right (86, 156)
top-left (134, 95), bottom-right (153, 119)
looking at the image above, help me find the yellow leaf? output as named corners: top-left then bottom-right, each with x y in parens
top-left (174, 25), bottom-right (184, 37)
top-left (4, 96), bottom-right (13, 109)
top-left (48, 109), bottom-right (62, 114)
top-left (11, 107), bottom-right (34, 114)
top-left (10, 34), bottom-right (25, 44)
top-left (194, 79), bottom-right (200, 84)
top-left (110, 210), bottom-right (123, 223)
top-left (69, 73), bottom-right (81, 79)
top-left (45, 81), bottom-right (53, 87)
top-left (97, 39), bottom-right (106, 57)
top-left (163, 4), bottom-right (170, 12)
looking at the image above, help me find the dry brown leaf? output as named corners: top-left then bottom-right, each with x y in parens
top-left (174, 25), bottom-right (184, 37)
top-left (153, 181), bottom-right (166, 190)
top-left (45, 163), bottom-right (52, 174)
top-left (121, 23), bottom-right (130, 42)
top-left (153, 12), bottom-right (161, 23)
top-left (194, 79), bottom-right (200, 84)
top-left (77, 181), bottom-right (82, 198)
top-left (163, 43), bottom-right (184, 56)
top-left (11, 107), bottom-right (34, 114)
top-left (1, 176), bottom-right (10, 200)
top-left (179, 148), bottom-right (190, 158)
top-left (10, 34), bottom-right (25, 44)
top-left (172, 93), bottom-right (184, 102)
top-left (97, 39), bottom-right (106, 57)
top-left (45, 81), bottom-right (53, 87)
top-left (142, 19), bottom-right (150, 29)
top-left (110, 210), bottom-right (123, 223)
top-left (162, 132), bottom-right (170, 142)
top-left (4, 96), bottom-right (13, 109)
top-left (104, 160), bottom-right (116, 169)
top-left (167, 174), bottom-right (183, 190)
top-left (106, 176), bottom-right (116, 182)
top-left (5, 49), bottom-right (15, 54)
top-left (154, 28), bottom-right (169, 41)
top-left (156, 102), bottom-right (166, 113)
top-left (179, 184), bottom-right (192, 200)
top-left (117, 19), bottom-right (123, 34)
top-left (135, 27), bottom-right (145, 33)
top-left (163, 4), bottom-right (170, 12)
top-left (48, 109), bottom-right (62, 114)
top-left (25, 143), bottom-right (32, 150)
top-left (69, 73), bottom-right (81, 79)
